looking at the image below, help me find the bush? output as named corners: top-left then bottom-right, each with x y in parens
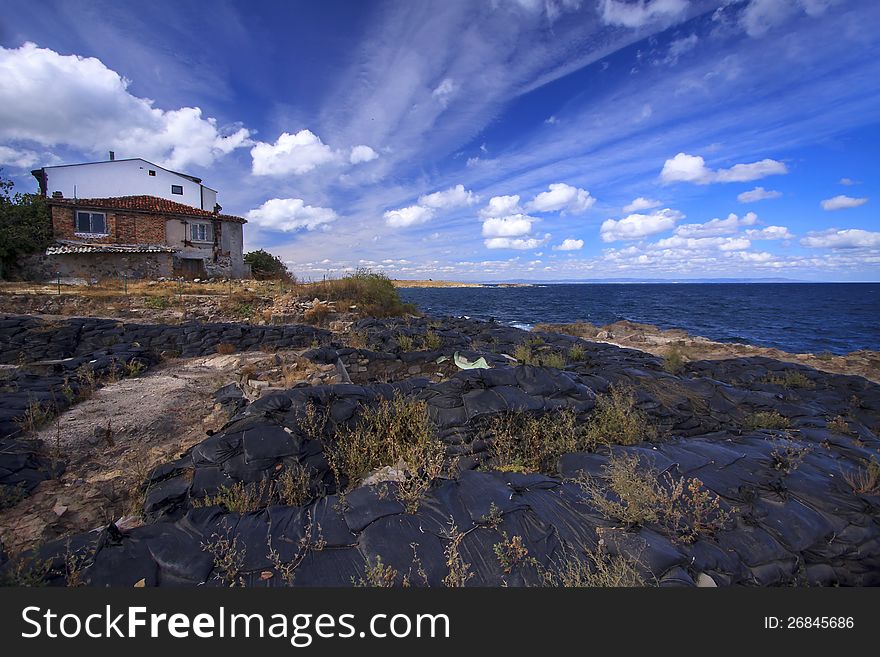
top-left (244, 249), bottom-right (294, 281)
top-left (487, 408), bottom-right (582, 473)
top-left (761, 370), bottom-right (815, 389)
top-left (663, 345), bottom-right (687, 374)
top-left (541, 546), bottom-right (648, 587)
top-left (304, 269), bottom-right (416, 318)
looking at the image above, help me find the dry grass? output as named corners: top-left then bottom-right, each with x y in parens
top-left (215, 342), bottom-right (236, 355)
top-left (514, 337), bottom-right (567, 368)
top-left (193, 463), bottom-right (312, 512)
top-left (663, 344), bottom-right (688, 374)
top-left (575, 453), bottom-right (732, 543)
top-left (827, 415), bottom-right (852, 435)
top-left (487, 408), bottom-right (583, 473)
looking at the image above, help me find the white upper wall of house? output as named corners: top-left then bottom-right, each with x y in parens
top-left (42, 159), bottom-right (216, 210)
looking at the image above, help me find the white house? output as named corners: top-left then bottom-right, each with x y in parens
top-left (31, 153), bottom-right (219, 212)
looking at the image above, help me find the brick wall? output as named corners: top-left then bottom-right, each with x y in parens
top-left (51, 206), bottom-right (167, 244)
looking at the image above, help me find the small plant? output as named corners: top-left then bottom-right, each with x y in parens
top-left (770, 443), bottom-right (810, 473)
top-left (276, 463), bottom-right (312, 507)
top-left (303, 303), bottom-right (331, 325)
top-left (567, 344), bottom-right (587, 362)
top-left (479, 502), bottom-right (504, 528)
top-left (843, 457), bottom-right (880, 494)
top-left (583, 384), bottom-right (657, 446)
top-left (423, 330), bottom-right (442, 350)
top-left (493, 533), bottom-right (535, 575)
top-left (194, 481), bottom-right (267, 513)
top-left (663, 345), bottom-right (687, 374)
top-left (827, 415), bottom-right (851, 435)
top-left (216, 342), bottom-right (237, 355)
top-left (202, 530), bottom-right (246, 587)
top-left (234, 302), bottom-right (255, 319)
top-left (441, 521), bottom-right (474, 588)
top-left (396, 333), bottom-right (415, 352)
top-left (355, 556), bottom-right (398, 587)
top-left (743, 410), bottom-right (789, 430)
top-left (487, 408), bottom-right (582, 473)
top-left (0, 552), bottom-right (52, 587)
top-left (124, 359), bottom-right (146, 377)
top-left (513, 337), bottom-right (565, 368)
top-left (762, 370), bottom-right (816, 389)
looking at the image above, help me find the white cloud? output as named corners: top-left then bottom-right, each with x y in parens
top-left (674, 212), bottom-right (757, 238)
top-left (820, 195), bottom-right (868, 211)
top-left (432, 78), bottom-right (458, 107)
top-left (665, 34), bottom-right (698, 65)
top-left (481, 215), bottom-right (535, 238)
top-left (839, 177), bottom-right (859, 186)
top-left (0, 43), bottom-right (251, 170)
top-left (0, 145), bottom-right (42, 169)
top-left (383, 205), bottom-right (435, 228)
top-left (600, 208), bottom-right (684, 242)
top-left (654, 235), bottom-right (752, 251)
top-left (349, 144), bottom-right (379, 164)
top-left (544, 115), bottom-right (559, 125)
top-left (246, 198), bottom-right (337, 232)
top-left (623, 197), bottom-right (662, 213)
top-left (801, 228), bottom-right (880, 249)
top-left (484, 234), bottom-right (550, 250)
top-left (251, 130), bottom-right (337, 176)
top-left (745, 225), bottom-right (794, 240)
top-left (599, 0), bottom-right (688, 28)
top-left (740, 0), bottom-right (836, 38)
top-left (480, 195), bottom-right (523, 218)
top-left (419, 184), bottom-right (478, 209)
top-left (554, 238), bottom-right (584, 251)
top-left (660, 152), bottom-right (788, 184)
top-left (526, 182), bottom-right (595, 214)
top-left (737, 186), bottom-right (782, 203)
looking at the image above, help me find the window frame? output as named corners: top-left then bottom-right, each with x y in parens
top-left (75, 210), bottom-right (107, 235)
top-left (171, 184), bottom-right (184, 195)
top-left (190, 222), bottom-right (213, 243)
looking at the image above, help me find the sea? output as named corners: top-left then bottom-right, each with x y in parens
top-left (398, 282), bottom-right (880, 355)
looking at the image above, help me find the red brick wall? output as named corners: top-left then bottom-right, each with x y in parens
top-left (51, 206), bottom-right (167, 244)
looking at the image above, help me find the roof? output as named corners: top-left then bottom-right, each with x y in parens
top-left (46, 241), bottom-right (178, 255)
top-left (47, 195), bottom-right (246, 224)
top-left (32, 158), bottom-right (203, 184)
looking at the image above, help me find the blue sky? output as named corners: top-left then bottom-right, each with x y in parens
top-left (1, 0), bottom-right (878, 281)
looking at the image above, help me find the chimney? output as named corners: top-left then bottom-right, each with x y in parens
top-left (109, 151), bottom-right (115, 161)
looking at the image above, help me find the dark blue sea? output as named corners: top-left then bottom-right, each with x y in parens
top-left (399, 283), bottom-right (880, 355)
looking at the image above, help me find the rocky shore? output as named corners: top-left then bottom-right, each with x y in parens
top-left (1, 312), bottom-right (878, 587)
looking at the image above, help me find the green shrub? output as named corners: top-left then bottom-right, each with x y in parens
top-left (762, 370), bottom-right (815, 389)
top-left (583, 384), bottom-right (657, 446)
top-left (743, 410), bottom-right (789, 430)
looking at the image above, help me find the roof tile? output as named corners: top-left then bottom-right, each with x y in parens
top-left (48, 195), bottom-right (246, 223)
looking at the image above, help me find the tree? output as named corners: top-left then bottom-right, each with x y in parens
top-left (243, 249), bottom-right (294, 281)
top-left (0, 171), bottom-right (53, 279)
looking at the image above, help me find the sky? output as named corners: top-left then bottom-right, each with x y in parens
top-left (0, 0), bottom-right (878, 282)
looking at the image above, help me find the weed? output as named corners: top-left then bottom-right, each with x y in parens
top-left (493, 533), bottom-right (535, 575)
top-left (441, 521), bottom-right (474, 588)
top-left (513, 337), bottom-right (565, 368)
top-left (423, 330), bottom-right (442, 350)
top-left (827, 415), bottom-right (852, 435)
top-left (770, 443), bottom-right (811, 473)
top-left (355, 556), bottom-right (398, 587)
top-left (326, 394), bottom-right (448, 512)
top-left (762, 370), bottom-right (816, 389)
top-left (144, 295), bottom-right (170, 310)
top-left (397, 334), bottom-right (415, 352)
top-left (276, 462), bottom-right (312, 507)
top-left (265, 510), bottom-right (325, 585)
top-left (487, 408), bottom-right (582, 473)
top-left (575, 453), bottom-right (732, 543)
top-left (583, 384), bottom-right (657, 446)
top-left (15, 399), bottom-right (52, 435)
top-left (743, 410), bottom-right (789, 431)
top-left (663, 345), bottom-right (687, 374)
top-left (567, 344), bottom-right (588, 362)
top-left (303, 303), bottom-right (331, 325)
top-left (194, 480), bottom-right (267, 513)
top-left (202, 530), bottom-right (246, 587)
top-left (0, 552), bottom-right (52, 587)
top-left (124, 359), bottom-right (146, 377)
top-left (843, 457), bottom-right (880, 494)
top-left (479, 502), bottom-right (504, 528)
top-left (541, 545), bottom-right (647, 587)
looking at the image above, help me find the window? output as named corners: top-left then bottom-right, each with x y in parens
top-left (148, 170), bottom-right (156, 176)
top-left (171, 184), bottom-right (184, 195)
top-left (190, 223), bottom-right (212, 242)
top-left (75, 211), bottom-right (107, 234)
